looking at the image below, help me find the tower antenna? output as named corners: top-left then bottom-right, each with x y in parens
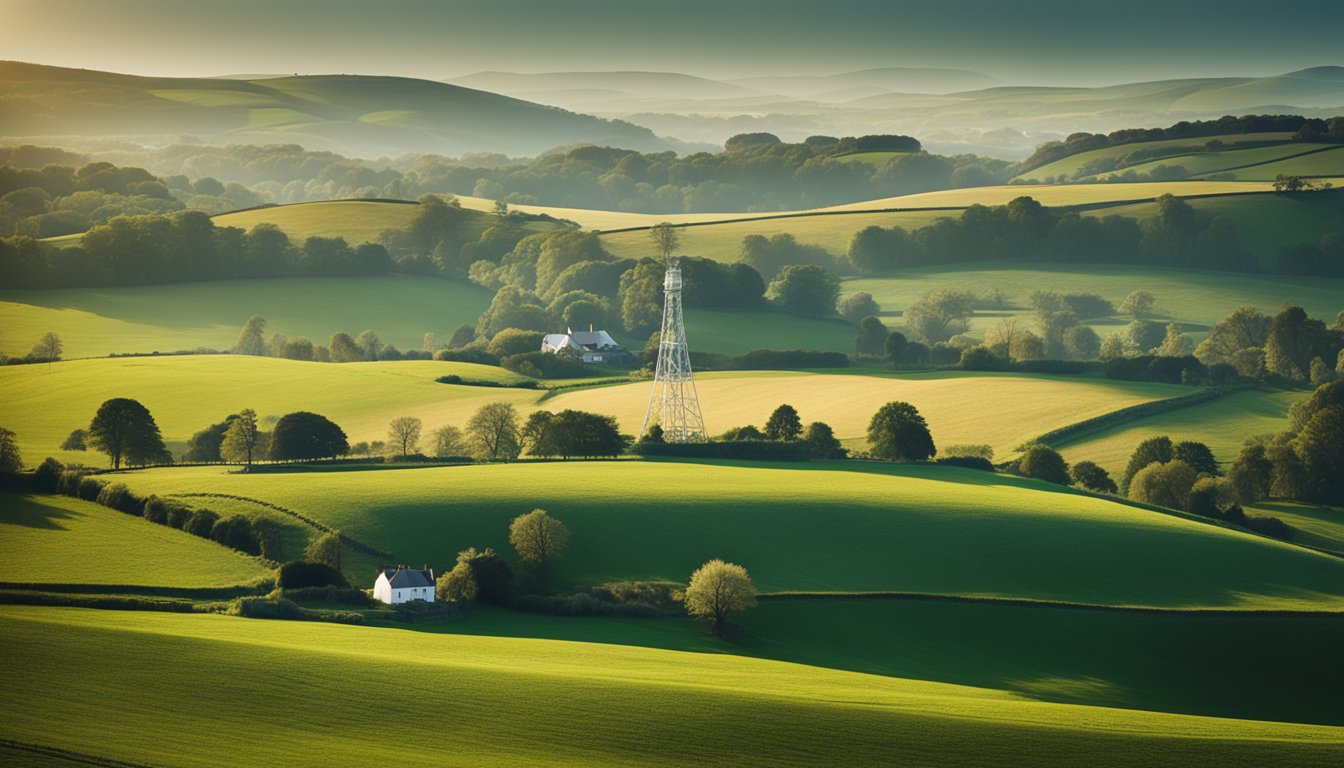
top-left (641, 260), bottom-right (706, 442)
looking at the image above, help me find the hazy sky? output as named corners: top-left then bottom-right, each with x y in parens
top-left (3, 0), bottom-right (1340, 86)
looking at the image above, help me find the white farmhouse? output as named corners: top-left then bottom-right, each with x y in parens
top-left (540, 326), bottom-right (623, 364)
top-left (373, 564), bottom-right (436, 605)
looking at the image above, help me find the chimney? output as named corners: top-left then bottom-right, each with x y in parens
top-left (589, 323), bottom-right (593, 332)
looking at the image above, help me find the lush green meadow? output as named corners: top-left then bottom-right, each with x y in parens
top-left (0, 494), bottom-right (269, 587)
top-left (1055, 388), bottom-right (1302, 477)
top-left (1207, 146), bottom-right (1344, 180)
top-left (444, 598), bottom-right (1344, 724)
top-left (0, 274), bottom-right (493, 359)
top-left (0, 356), bottom-right (1186, 464)
top-left (4, 607), bottom-right (1340, 767)
top-left (1011, 133), bottom-right (1295, 180)
top-left (0, 356), bottom-right (535, 464)
top-left (109, 461), bottom-right (1344, 610)
top-left (548, 370), bottom-right (1182, 454)
top-left (1112, 143), bottom-right (1337, 179)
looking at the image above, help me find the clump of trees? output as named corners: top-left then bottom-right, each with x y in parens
top-left (521, 410), bottom-right (627, 459)
top-left (713, 404), bottom-right (846, 460)
top-left (1229, 380), bottom-right (1344, 507)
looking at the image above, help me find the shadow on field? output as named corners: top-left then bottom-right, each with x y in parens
top-left (0, 495), bottom-right (79, 530)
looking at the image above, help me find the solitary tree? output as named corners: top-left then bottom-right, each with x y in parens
top-left (867, 401), bottom-right (936, 461)
top-left (220, 409), bottom-right (264, 467)
top-left (1118, 290), bottom-right (1156, 319)
top-left (683, 559), bottom-right (757, 638)
top-left (467, 402), bottom-right (521, 460)
top-left (29, 331), bottom-right (62, 362)
top-left (508, 509), bottom-right (571, 576)
top-left (87, 398), bottom-right (168, 469)
top-left (0, 427), bottom-right (21, 474)
top-left (764, 404), bottom-right (803, 441)
top-left (649, 222), bottom-right (680, 263)
top-left (234, 315), bottom-right (267, 356)
top-left (60, 429), bottom-right (87, 451)
top-left (388, 416), bottom-right (423, 457)
top-left (269, 411), bottom-right (348, 461)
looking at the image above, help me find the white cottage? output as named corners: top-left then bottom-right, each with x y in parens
top-left (373, 564), bottom-right (436, 605)
top-left (540, 327), bottom-right (623, 364)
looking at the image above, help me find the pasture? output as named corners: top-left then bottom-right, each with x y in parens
top-left (109, 461), bottom-right (1344, 610)
top-left (1011, 133), bottom-right (1295, 181)
top-left (1107, 143), bottom-right (1337, 179)
top-left (3, 607), bottom-right (1340, 768)
top-left (1055, 388), bottom-right (1302, 478)
top-left (0, 356), bottom-right (1185, 464)
top-left (547, 369), bottom-right (1183, 454)
top-left (1205, 146), bottom-right (1344, 180)
top-left (0, 493), bottom-right (270, 588)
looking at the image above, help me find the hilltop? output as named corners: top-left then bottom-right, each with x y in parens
top-left (0, 61), bottom-right (671, 156)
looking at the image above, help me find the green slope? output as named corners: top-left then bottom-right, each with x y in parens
top-left (210, 199), bottom-right (561, 244)
top-left (109, 462), bottom-right (1344, 610)
top-left (0, 494), bottom-right (269, 588)
top-left (1014, 133), bottom-right (1297, 180)
top-left (2, 607), bottom-right (1340, 768)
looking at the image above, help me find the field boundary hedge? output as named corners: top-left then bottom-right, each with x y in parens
top-left (0, 582), bottom-right (268, 598)
top-left (0, 737), bottom-right (168, 768)
top-left (168, 492), bottom-right (394, 560)
top-left (1024, 386), bottom-right (1246, 450)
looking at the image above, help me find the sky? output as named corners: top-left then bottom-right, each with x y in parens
top-left (3, 0), bottom-right (1341, 86)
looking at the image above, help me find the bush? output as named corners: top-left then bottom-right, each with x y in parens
top-left (436, 347), bottom-right (500, 366)
top-left (736, 349), bottom-right (849, 370)
top-left (935, 456), bottom-right (995, 471)
top-left (277, 561), bottom-right (349, 589)
top-left (142, 496), bottom-right (190, 524)
top-left (500, 351), bottom-right (592, 378)
top-left (166, 504), bottom-right (193, 529)
top-left (211, 515), bottom-right (261, 555)
top-left (960, 345), bottom-right (1008, 371)
top-left (1070, 460), bottom-right (1118, 493)
top-left (277, 585), bottom-right (370, 605)
top-left (1018, 444), bottom-right (1071, 485)
top-left (1243, 515), bottom-right (1295, 541)
top-left (185, 508), bottom-right (219, 538)
top-left (227, 596), bottom-right (303, 620)
top-left (76, 476), bottom-right (105, 501)
top-left (30, 457), bottom-right (63, 493)
top-left (57, 467), bottom-right (89, 495)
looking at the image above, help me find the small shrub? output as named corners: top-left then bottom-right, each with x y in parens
top-left (76, 476), bottom-right (105, 502)
top-left (185, 508), bottom-right (219, 538)
top-left (212, 515), bottom-right (262, 555)
top-left (57, 467), bottom-right (89, 495)
top-left (166, 504), bottom-right (193, 529)
top-left (1243, 516), bottom-right (1295, 541)
top-left (935, 456), bottom-right (995, 471)
top-left (142, 495), bottom-right (190, 524)
top-left (227, 596), bottom-right (303, 620)
top-left (277, 561), bottom-right (349, 589)
top-left (30, 457), bottom-right (63, 493)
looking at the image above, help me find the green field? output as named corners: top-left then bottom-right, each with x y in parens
top-left (0, 274), bottom-right (494, 360)
top-left (1012, 133), bottom-right (1295, 181)
top-left (0, 356), bottom-right (537, 465)
top-left (0, 356), bottom-right (1184, 464)
top-left (844, 261), bottom-right (1344, 338)
top-left (1055, 388), bottom-right (1303, 478)
top-left (549, 369), bottom-right (1182, 455)
top-left (108, 461), bottom-right (1344, 610)
top-left (1245, 502), bottom-right (1344, 555)
top-left (1203, 146), bottom-right (1344, 181)
top-left (4, 607), bottom-right (1340, 768)
top-left (1107, 143), bottom-right (1337, 179)
top-left (0, 494), bottom-right (270, 587)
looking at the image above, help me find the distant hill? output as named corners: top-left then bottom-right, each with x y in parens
top-left (731, 67), bottom-right (1000, 98)
top-left (449, 70), bottom-right (762, 101)
top-left (0, 61), bottom-right (671, 157)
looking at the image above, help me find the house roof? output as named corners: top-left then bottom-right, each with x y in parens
top-left (542, 329), bottom-right (620, 350)
top-left (380, 566), bottom-right (434, 589)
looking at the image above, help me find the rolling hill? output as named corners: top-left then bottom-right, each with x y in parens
top-left (0, 60), bottom-right (671, 156)
top-left (109, 461), bottom-right (1344, 610)
top-left (4, 606), bottom-right (1340, 768)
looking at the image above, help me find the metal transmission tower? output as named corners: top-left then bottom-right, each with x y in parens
top-left (641, 262), bottom-right (706, 442)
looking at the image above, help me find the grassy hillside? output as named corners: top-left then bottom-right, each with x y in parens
top-left (1203, 146), bottom-right (1344, 180)
top-left (548, 370), bottom-right (1181, 455)
top-left (0, 274), bottom-right (492, 359)
top-left (445, 599), bottom-right (1344, 725)
top-left (0, 494), bottom-right (269, 587)
top-left (844, 261), bottom-right (1344, 339)
top-left (1013, 133), bottom-right (1296, 180)
top-left (0, 60), bottom-right (667, 156)
top-left (5, 608), bottom-right (1340, 768)
top-left (210, 199), bottom-right (564, 244)
top-left (0, 356), bottom-right (1184, 464)
top-left (111, 462), bottom-right (1344, 610)
top-left (0, 356), bottom-right (536, 465)
top-left (1108, 143), bottom-right (1338, 179)
top-left (1056, 388), bottom-right (1302, 478)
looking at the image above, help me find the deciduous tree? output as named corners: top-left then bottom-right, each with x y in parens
top-left (88, 398), bottom-right (168, 469)
top-left (388, 416), bottom-right (423, 457)
top-left (684, 559), bottom-right (757, 637)
top-left (867, 401), bottom-right (936, 461)
top-left (220, 409), bottom-right (264, 466)
top-left (468, 402), bottom-right (521, 460)
top-left (29, 331), bottom-right (62, 362)
top-left (508, 509), bottom-right (571, 575)
top-left (764, 404), bottom-right (802, 441)
top-left (234, 315), bottom-right (267, 356)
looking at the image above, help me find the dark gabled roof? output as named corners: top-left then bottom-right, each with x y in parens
top-left (382, 567), bottom-right (434, 589)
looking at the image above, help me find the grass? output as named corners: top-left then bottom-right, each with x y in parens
top-left (1105, 143), bottom-right (1337, 179)
top-left (682, 309), bottom-right (858, 356)
top-left (435, 598), bottom-right (1344, 725)
top-left (2, 606), bottom-right (1341, 768)
top-left (0, 494), bottom-right (270, 587)
top-left (1203, 146), bottom-right (1344, 181)
top-left (547, 369), bottom-right (1183, 456)
top-left (0, 355), bottom-right (537, 465)
top-left (1244, 502), bottom-right (1344, 555)
top-left (109, 461), bottom-right (1344, 610)
top-left (0, 274), bottom-right (492, 359)
top-left (1012, 133), bottom-right (1295, 181)
top-left (1055, 388), bottom-right (1302, 478)
top-left (212, 200), bottom-right (422, 242)
top-left (844, 261), bottom-right (1344, 338)
top-left (833, 150), bottom-right (915, 165)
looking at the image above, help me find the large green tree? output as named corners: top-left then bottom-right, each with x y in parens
top-left (767, 264), bottom-right (840, 318)
top-left (220, 409), bottom-right (264, 466)
top-left (683, 559), bottom-right (756, 637)
top-left (269, 411), bottom-right (348, 461)
top-left (508, 509), bottom-right (571, 576)
top-left (867, 401), bottom-right (936, 461)
top-left (468, 402), bottom-right (521, 460)
top-left (87, 398), bottom-right (168, 469)
top-left (764, 404), bottom-right (803, 441)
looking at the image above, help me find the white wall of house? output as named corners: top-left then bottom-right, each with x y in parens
top-left (373, 575), bottom-right (436, 605)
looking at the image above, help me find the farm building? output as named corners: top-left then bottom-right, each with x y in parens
top-left (373, 564), bottom-right (436, 605)
top-left (541, 327), bottom-right (624, 363)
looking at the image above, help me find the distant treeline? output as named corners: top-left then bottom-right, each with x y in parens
top-left (846, 193), bottom-right (1344, 277)
top-left (1019, 114), bottom-right (1344, 173)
